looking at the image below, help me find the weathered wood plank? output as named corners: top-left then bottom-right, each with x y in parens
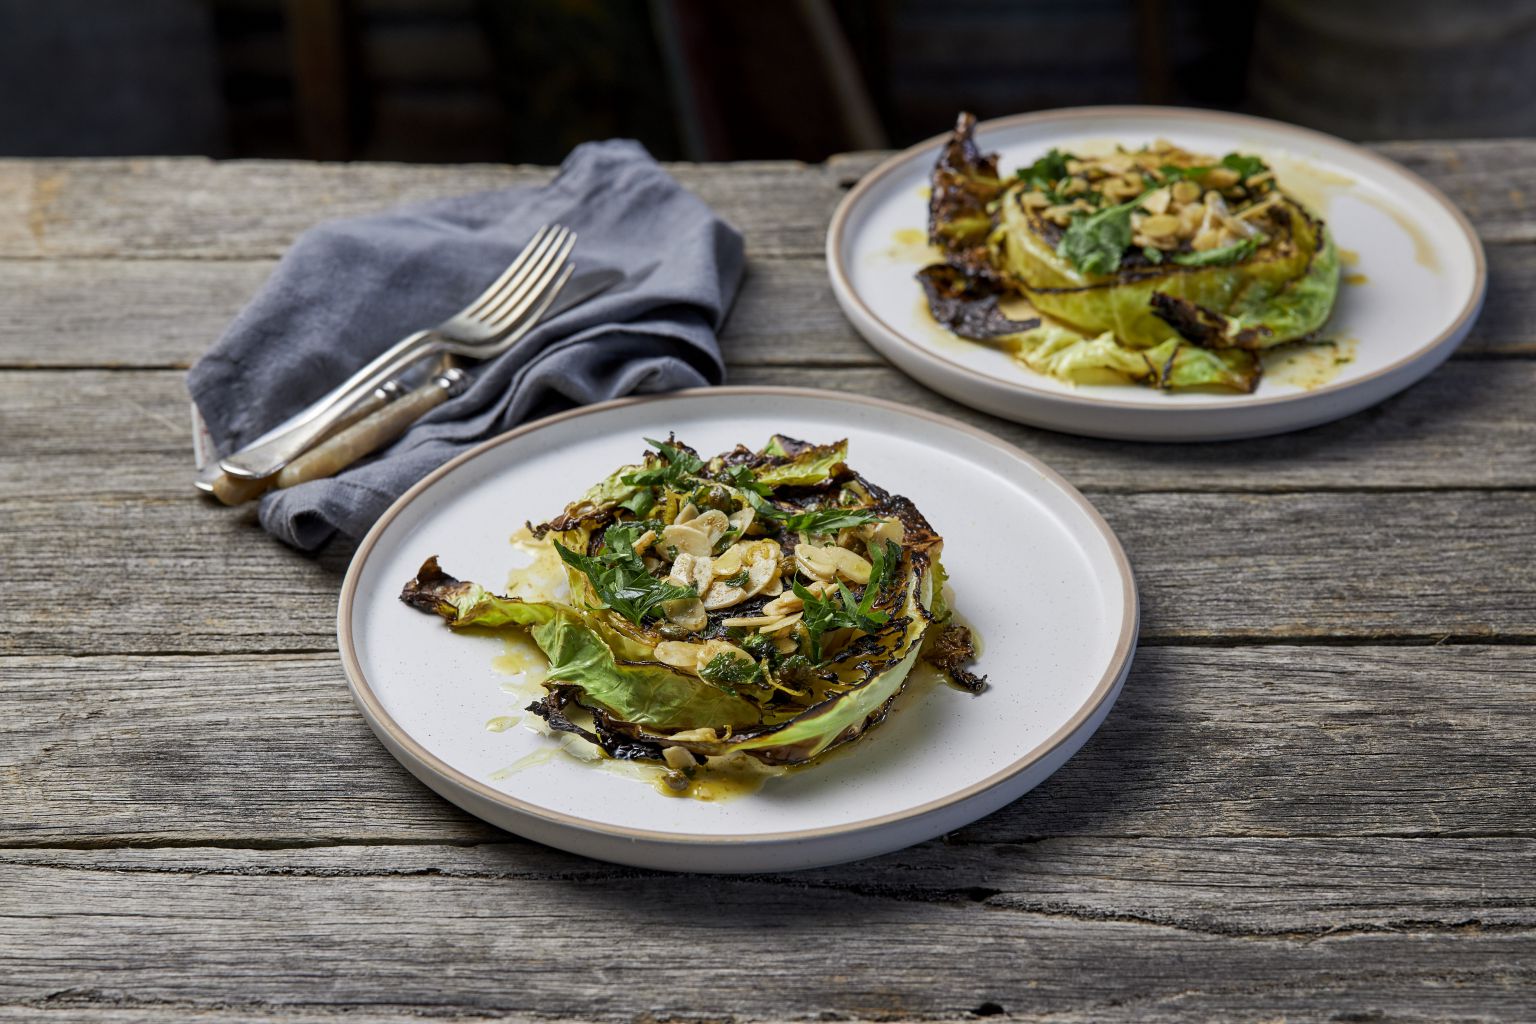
top-left (2, 646), bottom-right (1531, 845)
top-left (0, 157), bottom-right (843, 260)
top-left (0, 843), bottom-right (1531, 1021)
top-left (3, 244), bottom-right (1535, 371)
top-left (6, 836), bottom-right (1534, 935)
top-left (7, 360), bottom-right (1536, 500)
top-left (0, 143), bottom-right (1532, 265)
top-left (3, 443), bottom-right (1533, 656)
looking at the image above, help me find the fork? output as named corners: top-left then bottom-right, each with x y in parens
top-left (217, 224), bottom-right (577, 482)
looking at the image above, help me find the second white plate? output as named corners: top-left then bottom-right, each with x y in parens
top-left (827, 106), bottom-right (1486, 441)
top-left (339, 388), bottom-right (1137, 872)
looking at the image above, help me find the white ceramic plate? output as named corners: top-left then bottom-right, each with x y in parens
top-left (338, 388), bottom-right (1137, 872)
top-left (827, 106), bottom-right (1487, 441)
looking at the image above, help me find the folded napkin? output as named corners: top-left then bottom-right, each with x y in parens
top-left (188, 140), bottom-right (743, 550)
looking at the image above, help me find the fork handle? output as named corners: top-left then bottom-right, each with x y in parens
top-left (219, 329), bottom-right (438, 480)
top-left (273, 368), bottom-right (468, 491)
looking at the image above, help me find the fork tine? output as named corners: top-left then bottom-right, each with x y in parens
top-left (479, 230), bottom-right (575, 330)
top-left (464, 225), bottom-right (570, 323)
top-left (501, 263), bottom-right (575, 345)
top-left (462, 224), bottom-right (554, 319)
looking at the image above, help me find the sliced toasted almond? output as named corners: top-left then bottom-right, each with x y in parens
top-left (864, 518), bottom-right (905, 547)
top-left (654, 640), bottom-right (703, 670)
top-left (1140, 213), bottom-right (1180, 238)
top-left (1205, 167), bottom-right (1240, 189)
top-left (702, 581), bottom-right (747, 611)
top-left (722, 614), bottom-right (779, 628)
top-left (662, 747), bottom-right (695, 770)
top-left (692, 509), bottom-right (731, 547)
top-left (1171, 179), bottom-right (1201, 204)
top-left (1140, 187), bottom-right (1171, 215)
top-left (759, 613), bottom-right (803, 635)
top-left (663, 522), bottom-right (712, 559)
top-left (712, 544), bottom-right (745, 578)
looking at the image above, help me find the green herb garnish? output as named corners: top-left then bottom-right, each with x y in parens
top-left (1170, 237), bottom-right (1261, 267)
top-left (1219, 152), bottom-right (1267, 181)
top-left (793, 577), bottom-right (889, 662)
top-left (745, 489), bottom-right (879, 535)
top-left (621, 438), bottom-right (704, 488)
top-left (554, 524), bottom-right (694, 625)
top-left (1057, 192), bottom-right (1148, 276)
top-left (1016, 147), bottom-right (1070, 194)
top-left (700, 653), bottom-right (761, 687)
top-left (618, 488), bottom-right (655, 517)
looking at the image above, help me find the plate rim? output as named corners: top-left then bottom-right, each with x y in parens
top-left (337, 385), bottom-right (1139, 847)
top-left (826, 104), bottom-right (1488, 414)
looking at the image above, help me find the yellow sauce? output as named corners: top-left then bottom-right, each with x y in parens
top-left (481, 525), bottom-right (986, 803)
top-left (1356, 192), bottom-right (1438, 271)
top-left (1339, 248), bottom-right (1361, 266)
top-left (1263, 337), bottom-right (1358, 390)
top-left (505, 526), bottom-right (569, 601)
top-left (1344, 273), bottom-right (1369, 287)
top-left (492, 631), bottom-right (547, 684)
top-left (879, 226), bottom-right (944, 266)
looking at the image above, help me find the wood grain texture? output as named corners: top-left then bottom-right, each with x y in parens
top-left (7, 359), bottom-right (1536, 499)
top-left (3, 147), bottom-right (1535, 1022)
top-left (0, 141), bottom-right (1530, 266)
top-left (2, 645), bottom-right (1531, 846)
top-left (3, 243), bottom-right (1535, 370)
top-left (3, 474), bottom-right (1533, 655)
top-left (0, 841), bottom-right (1532, 1021)
top-left (0, 157), bottom-right (843, 260)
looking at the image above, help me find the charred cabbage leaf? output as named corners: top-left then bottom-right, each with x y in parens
top-left (916, 264), bottom-right (1040, 340)
top-left (401, 437), bottom-right (985, 769)
top-left (918, 112), bottom-right (1341, 391)
top-left (927, 111), bottom-right (1006, 282)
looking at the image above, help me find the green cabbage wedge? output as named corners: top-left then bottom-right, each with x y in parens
top-left (401, 436), bottom-right (984, 770)
top-left (921, 112), bottom-right (1342, 393)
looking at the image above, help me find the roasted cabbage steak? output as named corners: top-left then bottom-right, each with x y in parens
top-left (402, 436), bottom-right (984, 771)
top-left (922, 112), bottom-right (1341, 392)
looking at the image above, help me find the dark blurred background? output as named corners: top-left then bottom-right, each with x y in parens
top-left (2, 0), bottom-right (1533, 163)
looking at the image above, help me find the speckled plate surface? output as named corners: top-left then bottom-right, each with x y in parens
top-left (827, 106), bottom-right (1486, 441)
top-left (338, 388), bottom-right (1137, 872)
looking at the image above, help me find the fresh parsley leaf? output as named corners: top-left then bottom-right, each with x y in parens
top-left (699, 652), bottom-right (761, 687)
top-left (748, 491), bottom-right (880, 535)
top-left (722, 568), bottom-right (751, 588)
top-left (1159, 154), bottom-right (1266, 186)
top-left (735, 632), bottom-right (777, 660)
top-left (553, 530), bottom-right (694, 625)
top-left (621, 437), bottom-right (704, 488)
top-left (618, 488), bottom-right (655, 517)
top-left (793, 578), bottom-right (889, 662)
top-left (1016, 148), bottom-right (1070, 191)
top-left (719, 462), bottom-right (771, 497)
top-left (1170, 237), bottom-right (1261, 267)
top-left (782, 508), bottom-right (882, 534)
top-left (1057, 192), bottom-right (1149, 276)
top-left (1157, 163), bottom-right (1206, 183)
top-left (1220, 152), bottom-right (1267, 180)
top-left (1142, 245), bottom-right (1164, 264)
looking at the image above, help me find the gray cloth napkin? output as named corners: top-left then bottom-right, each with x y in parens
top-left (187, 140), bottom-right (743, 550)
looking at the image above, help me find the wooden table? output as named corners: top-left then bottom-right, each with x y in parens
top-left (2, 145), bottom-right (1533, 1022)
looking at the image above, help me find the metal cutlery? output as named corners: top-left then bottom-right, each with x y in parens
top-left (217, 224), bottom-right (577, 483)
top-left (201, 225), bottom-right (603, 504)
